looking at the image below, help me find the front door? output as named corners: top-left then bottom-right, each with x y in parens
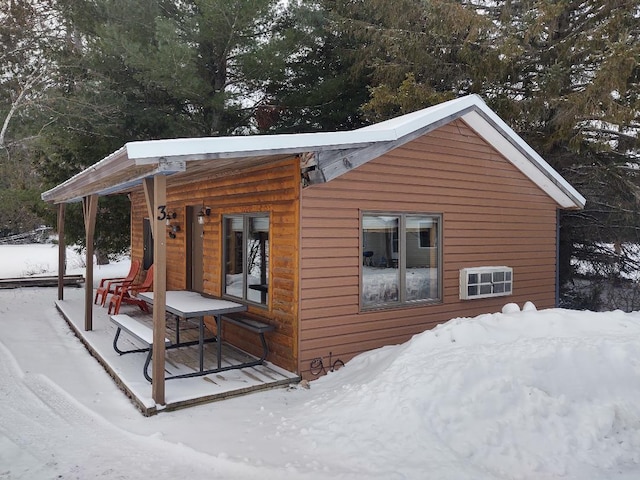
top-left (187, 206), bottom-right (204, 292)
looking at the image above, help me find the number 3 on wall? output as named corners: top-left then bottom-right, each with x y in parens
top-left (157, 205), bottom-right (167, 221)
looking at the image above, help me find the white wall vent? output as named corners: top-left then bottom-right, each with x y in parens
top-left (460, 266), bottom-right (513, 300)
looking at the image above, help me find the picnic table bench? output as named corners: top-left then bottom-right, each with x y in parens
top-left (110, 314), bottom-right (170, 382)
top-left (220, 312), bottom-right (275, 365)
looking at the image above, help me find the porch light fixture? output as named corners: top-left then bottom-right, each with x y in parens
top-left (165, 211), bottom-right (177, 226)
top-left (168, 224), bottom-right (180, 239)
top-left (197, 206), bottom-right (211, 225)
top-left (166, 211), bottom-right (180, 238)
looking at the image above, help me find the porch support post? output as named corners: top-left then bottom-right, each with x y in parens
top-left (151, 174), bottom-right (167, 405)
top-left (143, 178), bottom-right (155, 238)
top-left (57, 203), bottom-right (66, 301)
top-left (82, 194), bottom-right (98, 331)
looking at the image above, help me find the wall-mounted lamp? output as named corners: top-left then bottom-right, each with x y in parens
top-left (166, 211), bottom-right (180, 238)
top-left (197, 206), bottom-right (211, 225)
top-left (168, 224), bottom-right (181, 239)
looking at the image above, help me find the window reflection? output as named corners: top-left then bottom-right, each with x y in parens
top-left (362, 215), bottom-right (400, 306)
top-left (224, 214), bottom-right (269, 306)
top-left (224, 216), bottom-right (244, 299)
top-left (362, 213), bottom-right (440, 308)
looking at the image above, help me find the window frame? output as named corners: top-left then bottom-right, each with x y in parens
top-left (360, 211), bottom-right (443, 311)
top-left (221, 212), bottom-right (270, 308)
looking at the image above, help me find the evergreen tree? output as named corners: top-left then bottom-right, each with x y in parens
top-left (34, 0), bottom-right (293, 258)
top-left (322, 0), bottom-right (498, 119)
top-left (256, 0), bottom-right (371, 133)
top-left (476, 0), bottom-right (640, 305)
top-left (332, 0), bottom-right (640, 308)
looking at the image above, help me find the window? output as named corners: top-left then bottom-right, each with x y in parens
top-left (362, 213), bottom-right (441, 308)
top-left (223, 214), bottom-right (269, 306)
top-left (142, 218), bottom-right (153, 270)
top-left (459, 267), bottom-right (513, 300)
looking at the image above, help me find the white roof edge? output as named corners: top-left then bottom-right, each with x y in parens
top-left (356, 94), bottom-right (584, 209)
top-left (41, 146), bottom-right (130, 202)
top-left (459, 99), bottom-right (586, 209)
top-left (42, 94), bottom-right (585, 210)
top-left (125, 129), bottom-right (396, 161)
top-left (355, 94), bottom-right (481, 138)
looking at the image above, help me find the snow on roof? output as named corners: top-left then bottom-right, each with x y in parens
top-left (41, 94), bottom-right (585, 209)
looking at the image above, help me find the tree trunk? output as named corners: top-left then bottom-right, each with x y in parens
top-left (95, 248), bottom-right (109, 266)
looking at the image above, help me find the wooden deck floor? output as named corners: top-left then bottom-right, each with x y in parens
top-left (55, 289), bottom-right (299, 415)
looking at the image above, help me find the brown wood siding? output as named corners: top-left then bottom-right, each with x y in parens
top-left (299, 119), bottom-right (559, 378)
top-left (130, 158), bottom-right (300, 373)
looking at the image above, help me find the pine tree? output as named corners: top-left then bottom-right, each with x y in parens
top-left (256, 0), bottom-right (371, 133)
top-left (477, 0), bottom-right (640, 305)
top-left (330, 0), bottom-right (640, 308)
top-left (33, 0), bottom-right (302, 256)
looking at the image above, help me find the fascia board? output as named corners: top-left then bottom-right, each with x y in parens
top-left (41, 146), bottom-right (131, 203)
top-left (356, 94), bottom-right (482, 138)
top-left (126, 130), bottom-right (395, 164)
top-left (462, 109), bottom-right (586, 209)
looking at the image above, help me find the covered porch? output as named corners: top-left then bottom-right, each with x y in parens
top-left (55, 287), bottom-right (299, 416)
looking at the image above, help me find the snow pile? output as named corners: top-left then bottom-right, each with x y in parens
top-left (278, 305), bottom-right (640, 479)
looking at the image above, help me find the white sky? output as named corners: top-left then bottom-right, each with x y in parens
top-left (1, 244), bottom-right (640, 479)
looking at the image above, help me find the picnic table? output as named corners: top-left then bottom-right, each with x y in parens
top-left (138, 291), bottom-right (247, 378)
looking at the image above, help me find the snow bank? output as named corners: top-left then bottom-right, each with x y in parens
top-left (280, 306), bottom-right (640, 479)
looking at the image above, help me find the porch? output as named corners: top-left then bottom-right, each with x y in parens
top-left (55, 288), bottom-right (299, 416)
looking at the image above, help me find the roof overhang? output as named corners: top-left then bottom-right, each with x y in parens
top-left (41, 94), bottom-right (585, 210)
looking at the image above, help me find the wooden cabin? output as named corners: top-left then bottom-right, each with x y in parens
top-left (42, 95), bottom-right (585, 402)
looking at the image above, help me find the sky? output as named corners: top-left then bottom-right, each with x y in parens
top-left (1, 243), bottom-right (640, 479)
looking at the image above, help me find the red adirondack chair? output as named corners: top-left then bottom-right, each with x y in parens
top-left (94, 259), bottom-right (141, 306)
top-left (107, 265), bottom-right (154, 315)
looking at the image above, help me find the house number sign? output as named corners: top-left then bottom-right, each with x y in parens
top-left (157, 205), bottom-right (168, 221)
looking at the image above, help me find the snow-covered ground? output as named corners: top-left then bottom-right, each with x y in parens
top-left (1, 244), bottom-right (640, 479)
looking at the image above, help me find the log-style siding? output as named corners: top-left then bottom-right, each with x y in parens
top-left (130, 158), bottom-right (300, 373)
top-left (299, 119), bottom-right (559, 377)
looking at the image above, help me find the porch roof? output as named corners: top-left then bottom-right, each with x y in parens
top-left (41, 94), bottom-right (586, 210)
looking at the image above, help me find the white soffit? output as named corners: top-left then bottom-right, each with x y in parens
top-left (345, 94), bottom-right (585, 209)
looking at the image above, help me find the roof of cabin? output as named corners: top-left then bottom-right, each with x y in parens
top-left (41, 94), bottom-right (585, 209)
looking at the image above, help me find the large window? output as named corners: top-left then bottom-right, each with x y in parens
top-left (362, 213), bottom-right (441, 308)
top-left (223, 214), bottom-right (269, 306)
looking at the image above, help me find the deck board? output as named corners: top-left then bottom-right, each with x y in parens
top-left (54, 288), bottom-right (299, 415)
